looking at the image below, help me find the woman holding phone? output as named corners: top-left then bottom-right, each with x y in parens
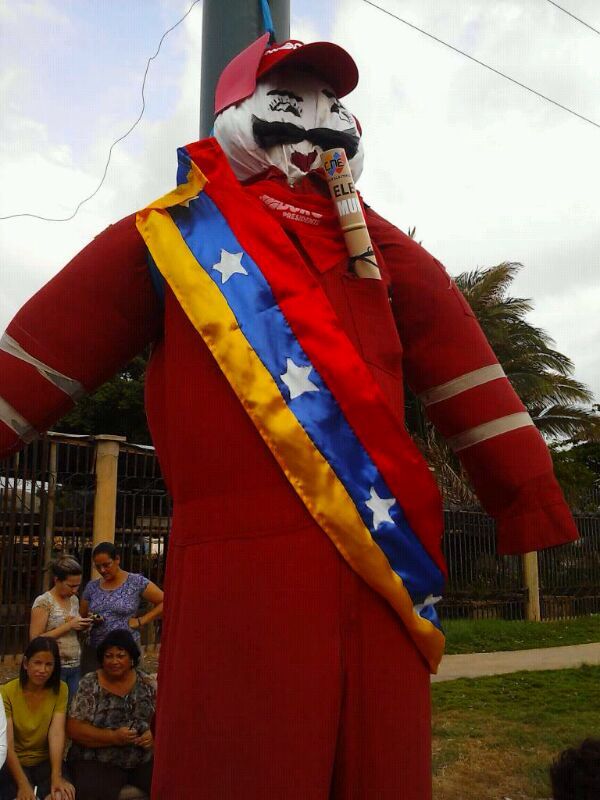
top-left (30, 556), bottom-right (92, 701)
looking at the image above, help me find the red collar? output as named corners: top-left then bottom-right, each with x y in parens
top-left (183, 138), bottom-right (348, 272)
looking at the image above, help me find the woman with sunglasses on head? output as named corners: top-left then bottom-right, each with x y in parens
top-left (79, 542), bottom-right (163, 675)
top-left (30, 556), bottom-right (92, 702)
top-left (0, 637), bottom-right (75, 800)
top-left (67, 630), bottom-right (155, 800)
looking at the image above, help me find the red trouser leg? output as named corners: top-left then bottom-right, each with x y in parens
top-left (330, 568), bottom-right (432, 800)
top-left (152, 523), bottom-right (431, 799)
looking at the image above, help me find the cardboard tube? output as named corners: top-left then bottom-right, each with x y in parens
top-left (321, 148), bottom-right (381, 279)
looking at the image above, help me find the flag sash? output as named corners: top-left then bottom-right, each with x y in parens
top-left (137, 141), bottom-right (446, 671)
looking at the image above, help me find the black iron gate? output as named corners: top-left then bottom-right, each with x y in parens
top-left (1, 436), bottom-right (599, 656)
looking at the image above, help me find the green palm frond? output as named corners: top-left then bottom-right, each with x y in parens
top-left (407, 261), bottom-right (600, 504)
top-left (413, 430), bottom-right (479, 508)
top-left (530, 405), bottom-right (600, 440)
top-left (456, 263), bottom-right (522, 306)
top-left (453, 263), bottom-right (596, 436)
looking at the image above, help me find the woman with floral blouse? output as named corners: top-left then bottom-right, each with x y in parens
top-left (79, 542), bottom-right (163, 674)
top-left (67, 629), bottom-right (155, 800)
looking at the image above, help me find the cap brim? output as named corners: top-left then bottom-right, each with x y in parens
top-left (258, 41), bottom-right (359, 99)
top-left (215, 32), bottom-right (271, 116)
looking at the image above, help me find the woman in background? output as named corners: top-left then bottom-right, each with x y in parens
top-left (67, 629), bottom-right (155, 800)
top-left (80, 542), bottom-right (163, 674)
top-left (0, 702), bottom-right (6, 770)
top-left (0, 637), bottom-right (74, 800)
top-left (30, 556), bottom-right (91, 701)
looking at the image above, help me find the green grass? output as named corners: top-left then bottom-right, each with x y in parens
top-left (432, 665), bottom-right (600, 799)
top-left (442, 615), bottom-right (600, 654)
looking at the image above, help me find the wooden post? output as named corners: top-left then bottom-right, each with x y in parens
top-left (522, 551), bottom-right (541, 621)
top-left (92, 435), bottom-right (125, 577)
top-left (42, 440), bottom-right (58, 590)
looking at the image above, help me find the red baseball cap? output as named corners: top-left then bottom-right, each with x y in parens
top-left (214, 33), bottom-right (359, 115)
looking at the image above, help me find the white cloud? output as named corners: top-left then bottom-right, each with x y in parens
top-left (0, 0), bottom-right (72, 26)
top-left (529, 285), bottom-right (600, 403)
top-left (0, 0), bottom-right (598, 404)
top-left (0, 0), bottom-right (204, 325)
top-left (329, 0), bottom-right (600, 401)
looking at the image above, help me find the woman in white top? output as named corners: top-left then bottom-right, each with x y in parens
top-left (30, 556), bottom-right (92, 702)
top-left (0, 701), bottom-right (6, 770)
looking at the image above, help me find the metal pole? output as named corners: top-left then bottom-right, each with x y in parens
top-left (199, 0), bottom-right (290, 138)
top-left (42, 441), bottom-right (58, 591)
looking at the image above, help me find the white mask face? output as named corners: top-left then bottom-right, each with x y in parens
top-left (214, 67), bottom-right (364, 185)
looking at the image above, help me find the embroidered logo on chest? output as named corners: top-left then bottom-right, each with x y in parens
top-left (258, 193), bottom-right (323, 226)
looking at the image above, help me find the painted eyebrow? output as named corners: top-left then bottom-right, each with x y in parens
top-left (322, 91), bottom-right (353, 123)
top-left (267, 89), bottom-right (303, 102)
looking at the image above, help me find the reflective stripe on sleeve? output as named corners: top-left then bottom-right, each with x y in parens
top-left (447, 412), bottom-right (534, 453)
top-left (419, 364), bottom-right (506, 407)
top-left (0, 333), bottom-right (84, 399)
top-left (0, 395), bottom-right (37, 443)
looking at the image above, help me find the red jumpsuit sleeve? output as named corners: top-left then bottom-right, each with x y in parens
top-left (0, 214), bottom-right (161, 457)
top-left (366, 206), bottom-right (578, 555)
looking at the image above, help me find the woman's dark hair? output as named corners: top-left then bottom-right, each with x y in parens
top-left (96, 629), bottom-right (141, 667)
top-left (20, 637), bottom-right (61, 693)
top-left (49, 555), bottom-right (82, 582)
top-left (92, 541), bottom-right (118, 560)
top-left (550, 738), bottom-right (600, 799)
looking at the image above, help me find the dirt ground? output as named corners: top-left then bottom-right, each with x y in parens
top-left (0, 660), bottom-right (18, 684)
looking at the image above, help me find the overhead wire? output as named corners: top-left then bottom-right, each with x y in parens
top-left (544, 0), bottom-right (600, 37)
top-left (0, 0), bottom-right (202, 223)
top-left (4, 0), bottom-right (600, 224)
top-left (361, 0), bottom-right (600, 131)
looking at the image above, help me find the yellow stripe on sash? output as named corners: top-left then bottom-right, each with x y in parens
top-left (136, 196), bottom-right (444, 672)
top-left (144, 161), bottom-right (207, 210)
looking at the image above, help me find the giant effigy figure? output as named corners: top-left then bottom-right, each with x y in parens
top-left (0, 35), bottom-right (578, 798)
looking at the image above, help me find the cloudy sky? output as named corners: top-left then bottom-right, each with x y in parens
top-left (1, 0), bottom-right (599, 402)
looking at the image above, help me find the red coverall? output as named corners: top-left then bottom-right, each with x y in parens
top-left (0, 148), bottom-right (577, 799)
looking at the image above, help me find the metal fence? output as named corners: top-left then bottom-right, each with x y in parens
top-left (1, 438), bottom-right (52, 657)
top-left (1, 434), bottom-right (599, 656)
top-left (438, 508), bottom-right (600, 621)
top-left (1, 436), bottom-right (95, 656)
top-left (539, 513), bottom-right (600, 619)
top-left (0, 434), bottom-right (169, 657)
top-left (438, 510), bottom-right (526, 621)
top-left (114, 443), bottom-right (171, 645)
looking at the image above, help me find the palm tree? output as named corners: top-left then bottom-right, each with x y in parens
top-left (456, 263), bottom-right (598, 440)
top-left (407, 261), bottom-right (600, 506)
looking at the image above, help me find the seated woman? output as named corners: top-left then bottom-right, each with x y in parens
top-left (30, 556), bottom-right (92, 702)
top-left (67, 630), bottom-right (155, 800)
top-left (0, 637), bottom-right (74, 800)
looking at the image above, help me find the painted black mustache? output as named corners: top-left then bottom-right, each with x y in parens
top-left (252, 116), bottom-right (359, 160)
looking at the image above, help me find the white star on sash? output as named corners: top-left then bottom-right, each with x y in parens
top-left (280, 358), bottom-right (320, 400)
top-left (366, 487), bottom-right (395, 529)
top-left (212, 249), bottom-right (248, 283)
top-left (413, 594), bottom-right (442, 616)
